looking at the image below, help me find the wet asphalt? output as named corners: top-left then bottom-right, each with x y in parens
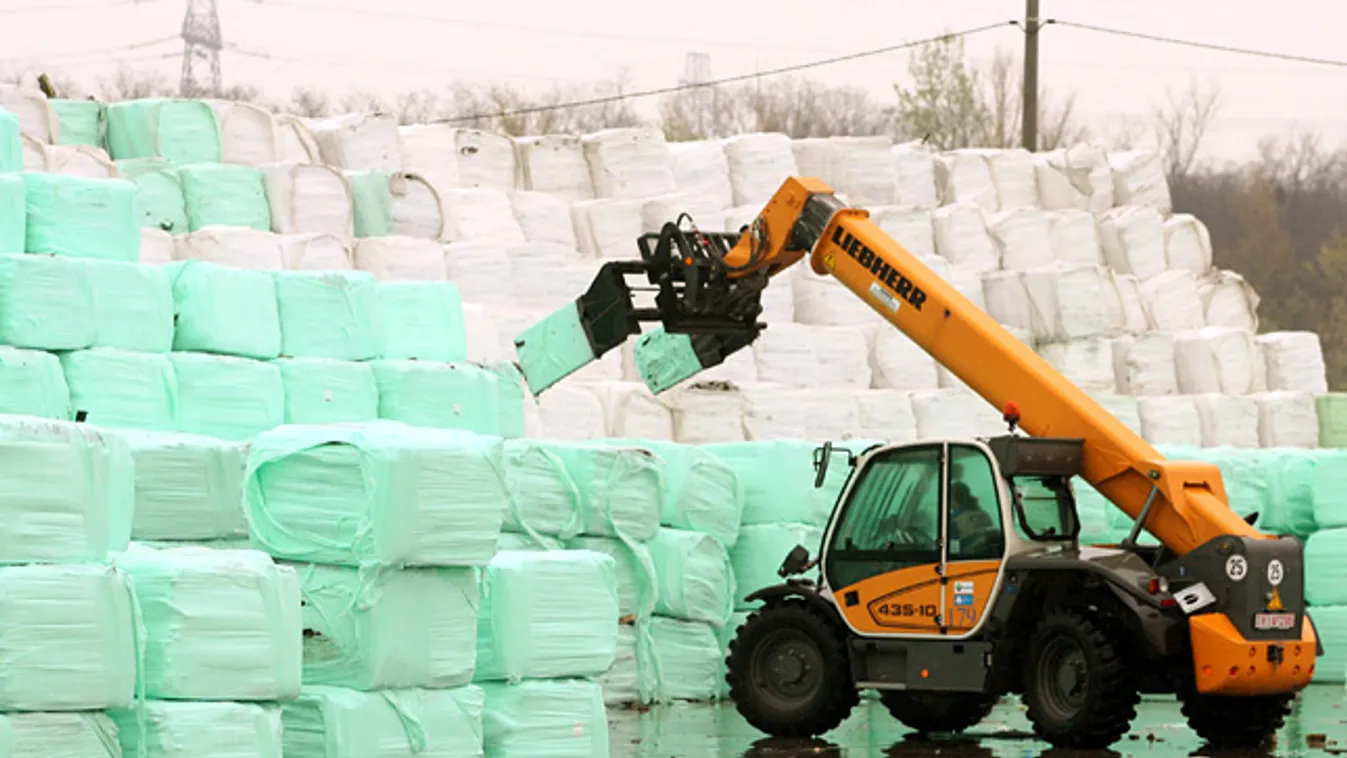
top-left (608, 684), bottom-right (1347, 757)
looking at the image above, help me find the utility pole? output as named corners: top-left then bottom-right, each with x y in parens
top-left (1021, 0), bottom-right (1040, 151)
top-left (181, 0), bottom-right (222, 97)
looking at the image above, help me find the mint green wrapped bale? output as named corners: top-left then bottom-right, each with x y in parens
top-left (180, 163), bottom-right (271, 231)
top-left (348, 170), bottom-right (396, 237)
top-left (282, 685), bottom-right (485, 758)
top-left (0, 174), bottom-right (22, 252)
top-left (1257, 449), bottom-right (1319, 537)
top-left (0, 713), bottom-right (122, 755)
top-left (371, 360), bottom-right (500, 435)
top-left (501, 438), bottom-right (585, 539)
top-left (244, 421), bottom-right (508, 568)
top-left (625, 440), bottom-right (742, 548)
top-left (730, 524), bottom-right (824, 610)
top-left (168, 260), bottom-right (282, 359)
top-left (498, 531), bottom-right (560, 551)
top-left (0, 564), bottom-right (138, 710)
top-left (513, 302), bottom-right (597, 396)
top-left (115, 158), bottom-right (187, 232)
top-left (704, 441), bottom-right (836, 527)
top-left (0, 108), bottom-right (20, 173)
top-left (631, 326), bottom-right (704, 394)
top-left (0, 346), bottom-right (70, 419)
top-left (296, 563), bottom-right (479, 690)
top-left (86, 258), bottom-right (174, 352)
top-left (121, 430), bottom-right (246, 541)
top-left (273, 271), bottom-right (380, 360)
top-left (648, 528), bottom-right (735, 626)
top-left (374, 280), bottom-right (467, 361)
top-left (168, 352), bottom-right (284, 441)
top-left (475, 550), bottom-right (619, 681)
top-left (490, 361), bottom-right (528, 439)
top-left (565, 536), bottom-right (657, 618)
top-left (277, 358), bottom-right (378, 425)
top-left (600, 625), bottom-right (641, 705)
top-left (540, 441), bottom-right (663, 541)
top-left (111, 544), bottom-right (302, 700)
top-left (640, 617), bottom-right (722, 703)
top-left (1305, 529), bottom-right (1347, 606)
top-left (0, 253), bottom-right (95, 350)
top-left (106, 98), bottom-right (221, 164)
top-left (481, 679), bottom-right (608, 758)
top-left (110, 702), bottom-right (282, 758)
top-left (1308, 606), bottom-right (1347, 683)
top-left (49, 99), bottom-right (103, 147)
top-left (1318, 393), bottom-right (1347, 447)
top-left (59, 348), bottom-right (177, 430)
top-left (21, 173), bottom-right (139, 261)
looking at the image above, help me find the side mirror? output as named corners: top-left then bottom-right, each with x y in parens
top-left (779, 544), bottom-right (812, 577)
top-left (812, 441), bottom-right (834, 488)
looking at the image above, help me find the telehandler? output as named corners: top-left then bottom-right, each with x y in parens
top-left (511, 177), bottom-right (1322, 749)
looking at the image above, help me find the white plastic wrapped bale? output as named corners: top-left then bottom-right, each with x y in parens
top-left (1038, 339), bottom-right (1116, 393)
top-left (641, 193), bottom-right (725, 233)
top-left (276, 113), bottom-right (320, 164)
top-left (534, 383), bottom-right (607, 440)
top-left (1033, 144), bottom-right (1115, 212)
top-left (751, 322), bottom-right (871, 389)
top-left (1088, 393), bottom-right (1143, 436)
top-left (737, 385), bottom-right (808, 441)
top-left (1046, 210), bottom-right (1102, 266)
top-left (1140, 270), bottom-right (1206, 332)
top-left (582, 127), bottom-right (676, 199)
top-left (283, 685), bottom-right (486, 758)
top-left (348, 170), bottom-right (445, 240)
top-left (1173, 327), bottom-right (1258, 396)
top-left (140, 228), bottom-right (174, 265)
top-left (481, 680), bottom-right (608, 758)
top-left (371, 360), bottom-right (501, 436)
top-left (262, 163), bottom-right (354, 238)
top-left (933, 204), bottom-right (998, 273)
top-left (980, 270), bottom-right (1033, 333)
top-left (0, 85), bottom-right (57, 142)
top-left (511, 247), bottom-right (595, 312)
top-left (666, 382), bottom-right (746, 444)
top-left (168, 352), bottom-right (284, 440)
top-left (110, 702), bottom-right (282, 758)
top-left (509, 190), bottom-right (579, 248)
top-left (1098, 206), bottom-right (1167, 281)
top-left (1108, 272), bottom-right (1149, 335)
top-left (640, 617), bottom-right (723, 703)
top-left (515, 134), bottom-right (594, 201)
top-left (44, 145), bottom-right (117, 178)
top-left (986, 148), bottom-right (1039, 210)
top-left (244, 421), bottom-right (508, 567)
top-left (1256, 332), bottom-right (1328, 394)
top-left (1192, 394), bottom-right (1260, 448)
top-left (19, 134), bottom-right (44, 171)
top-left (600, 625), bottom-right (640, 706)
top-left (120, 429), bottom-right (245, 540)
top-left (592, 382), bottom-right (673, 440)
top-left (277, 358), bottom-right (379, 425)
top-left (892, 142), bottom-right (940, 208)
top-left (723, 133), bottom-right (798, 207)
top-left (0, 347), bottom-right (71, 419)
top-left (647, 528), bottom-right (735, 626)
top-left (353, 236), bottom-right (448, 281)
top-left (1254, 391), bottom-right (1319, 448)
top-left (167, 259), bottom-right (282, 359)
top-left (791, 136), bottom-right (896, 206)
top-left (855, 390), bottom-right (920, 442)
top-left (1111, 333), bottom-right (1178, 396)
top-left (281, 233), bottom-right (354, 270)
top-left (572, 198), bottom-right (644, 259)
top-left (0, 564), bottom-right (137, 710)
top-left (1109, 150), bottom-right (1172, 214)
top-left (295, 563), bottom-right (479, 689)
top-left (1138, 396), bottom-right (1202, 446)
top-left (668, 139), bottom-right (733, 209)
top-left (1163, 214), bottom-right (1213, 276)
top-left (1021, 264), bottom-right (1113, 343)
top-left (791, 265), bottom-right (882, 326)
top-left (866, 324), bottom-right (940, 390)
top-left (1198, 270), bottom-right (1260, 331)
top-left (439, 187), bottom-right (526, 244)
top-left (869, 206), bottom-right (935, 258)
top-left (910, 389), bottom-right (1005, 439)
top-left (934, 150), bottom-right (998, 211)
top-left (476, 550), bottom-right (619, 681)
top-left (205, 100), bottom-right (280, 166)
top-left (396, 123), bottom-right (461, 192)
top-left (730, 524), bottom-right (824, 609)
top-left (309, 112), bottom-right (401, 172)
top-left (59, 348), bottom-right (176, 430)
top-left (454, 128), bottom-right (517, 191)
top-left (173, 226), bottom-right (286, 269)
top-left (110, 544), bottom-right (301, 700)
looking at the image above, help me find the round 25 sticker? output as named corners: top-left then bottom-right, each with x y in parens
top-left (1225, 555), bottom-right (1248, 582)
top-left (1267, 559), bottom-right (1284, 587)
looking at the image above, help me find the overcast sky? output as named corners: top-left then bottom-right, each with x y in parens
top-left (2, 0), bottom-right (1344, 163)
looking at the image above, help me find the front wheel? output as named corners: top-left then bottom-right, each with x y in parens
top-left (1180, 691), bottom-right (1294, 748)
top-left (1022, 608), bottom-right (1140, 748)
top-left (726, 599), bottom-right (859, 738)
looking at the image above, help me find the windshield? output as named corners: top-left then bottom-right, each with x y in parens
top-left (1010, 475), bottom-right (1079, 542)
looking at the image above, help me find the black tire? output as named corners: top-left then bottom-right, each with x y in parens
top-left (879, 691), bottom-right (998, 735)
top-left (1180, 691), bottom-right (1294, 749)
top-left (1021, 608), bottom-right (1139, 748)
top-left (726, 599), bottom-right (859, 738)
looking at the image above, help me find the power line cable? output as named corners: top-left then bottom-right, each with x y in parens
top-left (440, 21), bottom-right (1014, 124)
top-left (0, 35), bottom-right (178, 65)
top-left (1050, 19), bottom-right (1347, 69)
top-left (0, 0), bottom-right (158, 14)
top-left (224, 43), bottom-right (565, 83)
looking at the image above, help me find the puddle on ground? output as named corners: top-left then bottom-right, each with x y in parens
top-left (609, 684), bottom-right (1347, 758)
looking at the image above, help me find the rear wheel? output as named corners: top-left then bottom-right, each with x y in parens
top-left (1022, 608), bottom-right (1139, 748)
top-left (726, 599), bottom-right (859, 738)
top-left (880, 691), bottom-right (998, 735)
top-left (1180, 691), bottom-right (1294, 748)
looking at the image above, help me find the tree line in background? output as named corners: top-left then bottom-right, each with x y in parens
top-left (14, 34), bottom-right (1347, 389)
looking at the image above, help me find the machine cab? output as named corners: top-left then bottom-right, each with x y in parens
top-left (811, 436), bottom-right (1085, 639)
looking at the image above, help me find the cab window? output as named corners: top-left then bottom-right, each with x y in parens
top-left (947, 445), bottom-right (1005, 561)
top-left (1011, 476), bottom-right (1080, 541)
top-left (825, 445), bottom-right (941, 589)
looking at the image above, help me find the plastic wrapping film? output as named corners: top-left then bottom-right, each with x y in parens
top-left (1190, 394), bottom-right (1260, 448)
top-left (1033, 144), bottom-right (1114, 212)
top-left (244, 421), bottom-right (507, 567)
top-left (855, 389), bottom-right (920, 442)
top-left (1108, 272), bottom-right (1149, 335)
top-left (262, 163), bottom-right (354, 238)
top-left (640, 193), bottom-right (725, 233)
top-left (1256, 331), bottom-right (1329, 394)
top-left (1140, 270), bottom-right (1206, 332)
top-left (19, 134), bottom-right (43, 171)
top-left (730, 524), bottom-right (825, 609)
top-left (308, 113), bottom-right (401, 172)
top-left (499, 438), bottom-right (585, 540)
top-left (0, 712), bottom-right (122, 757)
top-left (932, 203), bottom-right (998, 272)
top-left (890, 142), bottom-right (939, 208)
top-left (0, 107), bottom-right (17, 174)
top-left (1306, 529), bottom-right (1347, 605)
top-left (110, 701), bottom-right (282, 758)
top-left (481, 679), bottom-right (608, 758)
top-left (86, 259), bottom-right (174, 352)
top-left (600, 624), bottom-right (641, 705)
top-left (476, 550), bottom-right (619, 680)
top-left (1110, 333), bottom-right (1178, 395)
top-left (59, 348), bottom-right (177, 430)
top-left (737, 385), bottom-right (808, 440)
top-left (910, 389), bottom-right (1005, 439)
top-left (571, 198), bottom-right (643, 259)
top-left (167, 260), bottom-right (281, 359)
top-left (105, 98), bottom-right (221, 164)
top-left (276, 115), bottom-right (320, 164)
top-left (1043, 209), bottom-right (1100, 266)
top-left (591, 382), bottom-right (674, 440)
top-left (444, 241), bottom-right (516, 306)
top-left (647, 528), bottom-right (735, 627)
top-left (516, 135), bottom-right (594, 201)
top-left (454, 128), bottom-right (517, 191)
top-left (440, 188), bottom-right (526, 244)
top-left (20, 173), bottom-right (139, 261)
top-left (1138, 396), bottom-right (1202, 447)
top-left (792, 136), bottom-right (896, 206)
top-left (865, 325), bottom-right (940, 390)
top-left (396, 123), bottom-right (461, 192)
top-left (984, 148), bottom-right (1038, 209)
top-left (640, 440), bottom-right (742, 549)
top-left (179, 163), bottom-right (271, 232)
top-left (508, 191), bottom-right (578, 248)
top-left (111, 544), bottom-right (301, 700)
top-left (565, 536), bottom-right (657, 620)
top-left (1038, 340), bottom-right (1116, 393)
top-left (120, 429), bottom-right (245, 541)
top-left (173, 227), bottom-right (285, 269)
top-left (349, 171), bottom-right (444, 240)
top-left (1173, 327), bottom-right (1258, 395)
top-left (703, 441), bottom-right (835, 527)
top-left (1198, 270), bottom-right (1260, 331)
top-left (538, 441), bottom-right (663, 541)
top-left (139, 228), bottom-right (174, 265)
top-left (282, 684), bottom-right (486, 758)
top-left (353, 236), bottom-right (449, 281)
top-left (374, 280), bottom-right (467, 361)
top-left (723, 133), bottom-right (798, 207)
top-left (1318, 394), bottom-right (1347, 447)
top-left (272, 271), bottom-right (380, 361)
top-left (371, 361), bottom-right (500, 435)
top-left (582, 127), bottom-right (676, 199)
top-left (869, 206), bottom-right (935, 257)
top-left (1098, 206), bottom-right (1166, 281)
top-left (46, 145), bottom-right (118, 179)
top-left (790, 266), bottom-right (883, 327)
top-left (296, 563), bottom-right (478, 690)
top-left (668, 139), bottom-right (733, 209)
top-left (0, 564), bottom-right (137, 710)
top-left (0, 174), bottom-right (22, 253)
top-left (277, 358), bottom-right (379, 425)
top-left (934, 150), bottom-right (997, 211)
top-left (988, 208), bottom-right (1054, 271)
top-left (981, 270), bottom-right (1032, 333)
top-left (116, 158), bottom-right (187, 233)
top-left (640, 617), bottom-right (723, 703)
top-left (1088, 393), bottom-right (1143, 437)
top-left (203, 99), bottom-right (279, 166)
top-left (1108, 150), bottom-right (1172, 214)
top-left (0, 347), bottom-right (71, 419)
top-left (537, 385), bottom-right (609, 440)
top-left (281, 233), bottom-right (354, 271)
top-left (751, 323), bottom-right (871, 388)
top-left (1163, 213), bottom-right (1213, 275)
top-left (1254, 391), bottom-right (1320, 448)
top-left (167, 352), bottom-right (284, 441)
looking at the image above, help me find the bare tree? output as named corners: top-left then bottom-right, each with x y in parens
top-left (96, 66), bottom-right (176, 101)
top-left (1153, 77), bottom-right (1222, 182)
top-left (284, 87), bottom-right (332, 118)
top-left (441, 71), bottom-right (646, 137)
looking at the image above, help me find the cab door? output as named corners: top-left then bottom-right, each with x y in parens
top-left (942, 443), bottom-right (1008, 636)
top-left (823, 443), bottom-right (948, 636)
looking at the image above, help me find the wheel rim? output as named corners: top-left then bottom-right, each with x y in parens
top-left (749, 628), bottom-right (826, 710)
top-left (1036, 637), bottom-right (1090, 721)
